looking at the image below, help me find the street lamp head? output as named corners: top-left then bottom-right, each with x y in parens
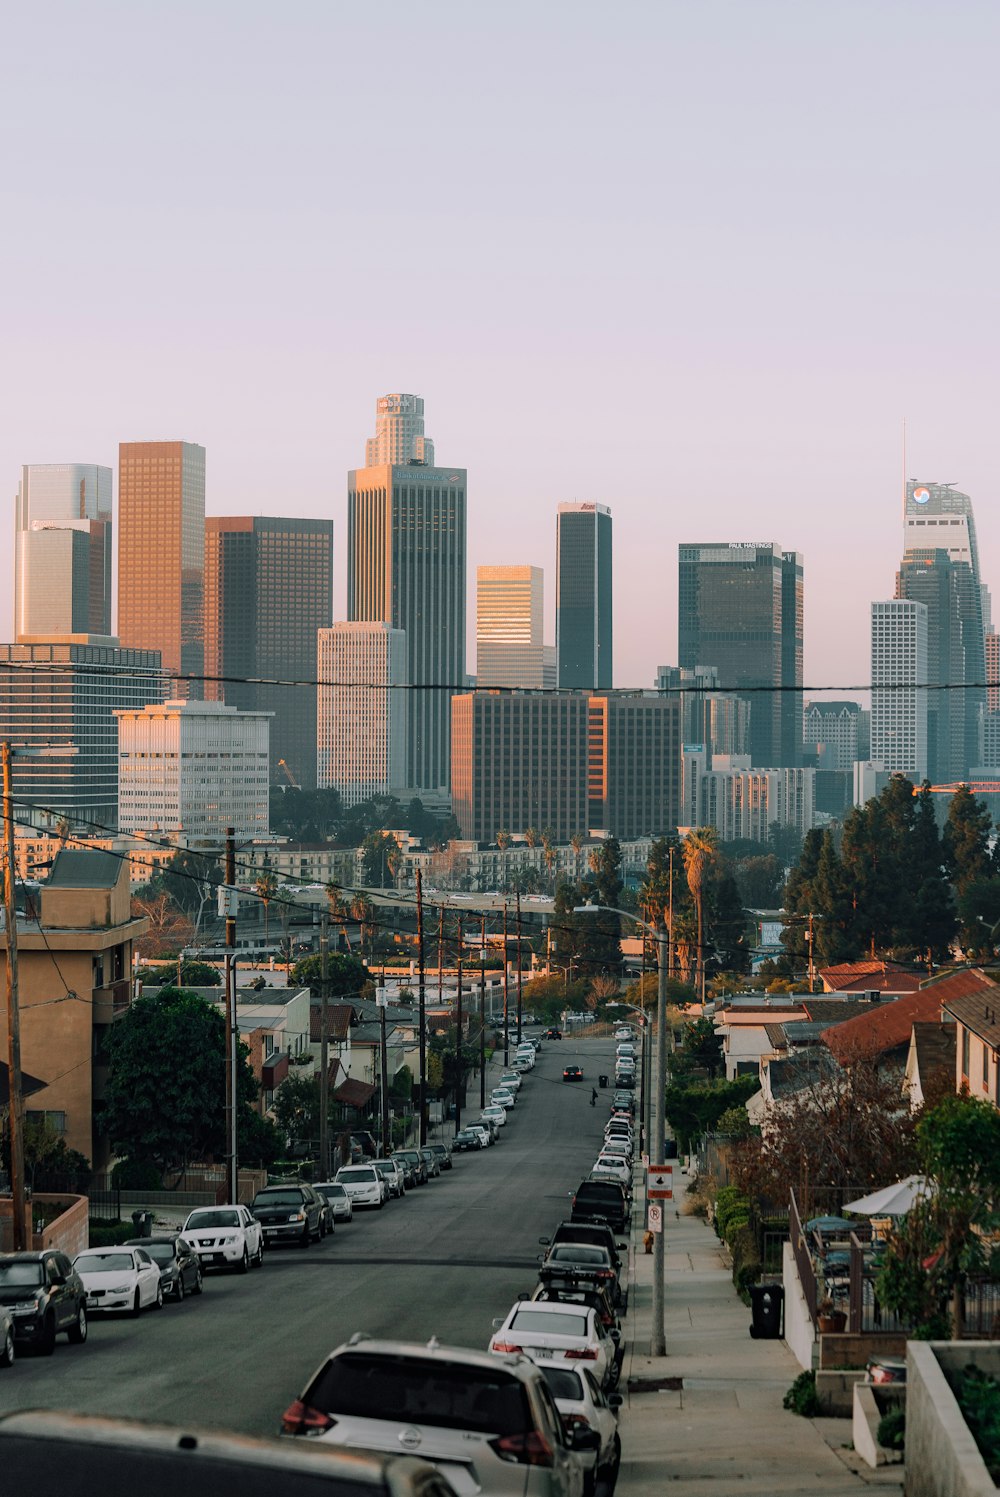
top-left (573, 904), bottom-right (597, 914)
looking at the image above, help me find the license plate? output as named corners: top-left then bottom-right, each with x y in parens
top-left (533, 1346), bottom-right (553, 1358)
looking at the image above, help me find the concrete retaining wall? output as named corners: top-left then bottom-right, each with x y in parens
top-left (32, 1194), bottom-right (88, 1258)
top-left (819, 1330), bottom-right (908, 1370)
top-left (905, 1341), bottom-right (998, 1497)
top-left (782, 1241), bottom-right (815, 1371)
top-left (853, 1382), bottom-right (905, 1468)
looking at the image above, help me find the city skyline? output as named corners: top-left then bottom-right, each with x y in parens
top-left (2, 6), bottom-right (996, 702)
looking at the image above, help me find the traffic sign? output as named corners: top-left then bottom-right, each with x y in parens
top-left (647, 1166), bottom-right (673, 1200)
top-left (647, 1203), bottom-right (663, 1233)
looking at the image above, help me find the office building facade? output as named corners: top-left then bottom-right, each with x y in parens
top-left (15, 464), bottom-right (112, 639)
top-left (656, 664), bottom-right (751, 761)
top-left (116, 698), bottom-right (271, 841)
top-left (696, 759), bottom-right (816, 843)
top-left (450, 690), bottom-right (679, 843)
top-left (476, 565), bottom-right (547, 688)
top-left (317, 623), bottom-right (407, 807)
top-left (678, 542), bottom-right (803, 768)
top-left (348, 396), bottom-right (466, 797)
top-left (802, 700), bottom-right (862, 771)
top-left (0, 637), bottom-right (167, 832)
top-left (204, 515), bottom-right (333, 788)
top-left (556, 504), bottom-right (612, 689)
top-left (118, 441), bottom-right (206, 695)
top-left (870, 599), bottom-right (928, 780)
top-left (896, 548), bottom-right (980, 783)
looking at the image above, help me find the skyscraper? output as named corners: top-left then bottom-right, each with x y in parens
top-left (118, 441), bottom-right (205, 696)
top-left (15, 464), bottom-right (112, 639)
top-left (348, 395), bottom-right (466, 797)
top-left (556, 504), bottom-right (612, 689)
top-left (317, 623), bottom-right (407, 806)
top-left (204, 516), bottom-right (333, 788)
top-left (678, 542), bottom-right (803, 767)
top-left (871, 599), bottom-right (928, 780)
top-left (896, 548), bottom-right (979, 782)
top-left (476, 565), bottom-right (546, 687)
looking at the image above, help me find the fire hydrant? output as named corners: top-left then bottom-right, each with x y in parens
top-left (643, 1230), bottom-right (655, 1254)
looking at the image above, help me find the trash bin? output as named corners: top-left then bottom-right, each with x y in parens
top-left (130, 1209), bottom-right (153, 1238)
top-left (748, 1283), bottom-right (783, 1339)
top-left (598, 1074), bottom-right (609, 1089)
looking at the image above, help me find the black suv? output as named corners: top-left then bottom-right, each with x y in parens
top-left (123, 1234), bottom-right (203, 1300)
top-left (571, 1180), bottom-right (630, 1235)
top-left (251, 1184), bottom-right (326, 1248)
top-left (0, 1250), bottom-right (88, 1354)
top-left (393, 1149), bottom-right (429, 1186)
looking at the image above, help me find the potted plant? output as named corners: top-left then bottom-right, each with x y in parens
top-left (817, 1295), bottom-right (847, 1334)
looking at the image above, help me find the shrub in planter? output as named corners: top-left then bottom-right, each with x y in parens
top-left (723, 1212), bottom-right (750, 1245)
top-left (783, 1370), bottom-right (821, 1418)
top-left (716, 1193), bottom-right (751, 1238)
top-left (89, 1221), bottom-right (139, 1247)
top-left (876, 1409), bottom-right (905, 1452)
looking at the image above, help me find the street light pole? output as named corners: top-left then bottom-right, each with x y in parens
top-left (416, 869), bottom-right (427, 1146)
top-left (2, 742), bottom-right (26, 1250)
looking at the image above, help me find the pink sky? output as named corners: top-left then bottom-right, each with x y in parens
top-left (2, 1), bottom-right (997, 698)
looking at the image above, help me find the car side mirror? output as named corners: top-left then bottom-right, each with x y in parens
top-left (608, 1393), bottom-right (624, 1409)
top-left (616, 1243), bottom-right (627, 1252)
top-left (517, 1291), bottom-right (529, 1301)
top-left (610, 1329), bottom-right (621, 1343)
top-left (538, 1237), bottom-right (550, 1246)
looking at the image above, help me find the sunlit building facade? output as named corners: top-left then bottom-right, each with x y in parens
top-left (15, 464), bottom-right (112, 639)
top-left (317, 623), bottom-right (407, 807)
top-left (476, 565), bottom-right (546, 688)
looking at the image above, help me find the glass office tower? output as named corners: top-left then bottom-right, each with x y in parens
top-left (556, 504), bottom-right (613, 690)
top-left (15, 464), bottom-right (112, 639)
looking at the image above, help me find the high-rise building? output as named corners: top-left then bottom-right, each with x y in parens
top-left (348, 395), bottom-right (466, 797)
top-left (15, 464), bottom-right (112, 639)
top-left (450, 690), bottom-right (679, 843)
top-left (803, 701), bottom-right (862, 771)
top-left (116, 698), bottom-right (271, 841)
top-left (118, 441), bottom-right (206, 695)
top-left (987, 628), bottom-right (1000, 713)
top-left (476, 565), bottom-right (546, 688)
top-left (0, 637), bottom-right (167, 832)
top-left (696, 759), bottom-right (815, 843)
top-left (317, 623), bottom-right (407, 806)
top-left (870, 599), bottom-right (928, 780)
top-left (678, 542), bottom-right (803, 767)
top-left (556, 504), bottom-right (612, 689)
top-left (896, 548), bottom-right (980, 782)
top-left (204, 516), bottom-right (333, 788)
top-left (655, 665), bottom-right (751, 760)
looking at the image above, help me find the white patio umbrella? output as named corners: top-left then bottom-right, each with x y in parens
top-left (844, 1175), bottom-right (930, 1217)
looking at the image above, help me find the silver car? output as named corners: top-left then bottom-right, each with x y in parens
top-left (281, 1335), bottom-right (595, 1497)
top-left (0, 1305), bottom-right (13, 1368)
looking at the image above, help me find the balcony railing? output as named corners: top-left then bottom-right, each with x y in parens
top-left (92, 979), bottom-right (132, 1022)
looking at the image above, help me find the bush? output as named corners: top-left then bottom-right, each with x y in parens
top-left (110, 1158), bottom-right (162, 1190)
top-left (722, 1212), bottom-right (750, 1245)
top-left (783, 1370), bottom-right (821, 1418)
top-left (89, 1221), bottom-right (138, 1247)
top-left (958, 1365), bottom-right (1000, 1480)
top-left (728, 1222), bottom-right (761, 1295)
top-left (715, 1190), bottom-right (750, 1239)
top-left (877, 1409), bottom-right (905, 1452)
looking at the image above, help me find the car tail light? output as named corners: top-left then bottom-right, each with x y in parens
top-left (560, 1414), bottom-right (591, 1433)
top-left (489, 1431), bottom-right (555, 1467)
top-left (491, 1340), bottom-right (522, 1353)
top-left (281, 1399), bottom-right (336, 1436)
top-left (563, 1348), bottom-right (598, 1360)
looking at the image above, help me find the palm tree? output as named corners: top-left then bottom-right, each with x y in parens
top-left (496, 829), bottom-right (512, 891)
top-left (351, 893), bottom-right (374, 961)
top-left (541, 828), bottom-right (557, 892)
top-left (524, 827), bottom-right (539, 848)
top-left (326, 880), bottom-right (351, 952)
top-left (255, 871), bottom-right (279, 946)
top-left (682, 828), bottom-right (718, 1002)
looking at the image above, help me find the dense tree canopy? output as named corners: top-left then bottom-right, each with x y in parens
top-left (288, 951), bottom-right (370, 998)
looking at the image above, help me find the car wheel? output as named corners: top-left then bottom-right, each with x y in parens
top-left (599, 1435), bottom-right (622, 1493)
top-left (300, 1226), bottom-right (311, 1248)
top-left (38, 1311), bottom-right (57, 1355)
top-left (255, 1240), bottom-right (264, 1267)
top-left (67, 1304), bottom-right (87, 1344)
top-left (131, 1290), bottom-right (142, 1319)
top-left (0, 1326), bottom-right (15, 1367)
top-left (193, 1269), bottom-right (204, 1295)
top-left (175, 1276), bottom-right (185, 1302)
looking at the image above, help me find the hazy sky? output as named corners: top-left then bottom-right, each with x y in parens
top-left (3, 1), bottom-right (998, 698)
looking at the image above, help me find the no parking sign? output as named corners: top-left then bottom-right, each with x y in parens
top-left (647, 1203), bottom-right (663, 1233)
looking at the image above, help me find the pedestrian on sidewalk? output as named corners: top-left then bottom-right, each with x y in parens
top-left (590, 1086), bottom-right (598, 1106)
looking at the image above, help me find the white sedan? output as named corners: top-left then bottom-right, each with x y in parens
top-left (497, 1072), bottom-right (523, 1092)
top-left (489, 1301), bottom-right (618, 1388)
top-left (334, 1164), bottom-right (386, 1209)
top-left (491, 1088), bottom-right (516, 1109)
top-left (591, 1156), bottom-right (632, 1189)
top-left (73, 1247), bottom-right (163, 1316)
top-left (541, 1363), bottom-right (623, 1493)
top-left (481, 1104), bottom-right (508, 1128)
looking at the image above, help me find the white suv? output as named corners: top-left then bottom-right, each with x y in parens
top-left (180, 1205), bottom-right (263, 1273)
top-left (335, 1164), bottom-right (387, 1209)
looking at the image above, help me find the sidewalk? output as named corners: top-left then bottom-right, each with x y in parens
top-left (616, 1169), bottom-right (904, 1496)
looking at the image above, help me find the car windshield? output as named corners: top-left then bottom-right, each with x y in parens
top-left (338, 1168), bottom-right (376, 1182)
top-left (455, 1132), bottom-right (475, 1142)
top-left (253, 1190), bottom-right (304, 1206)
top-left (141, 1244), bottom-right (175, 1265)
top-left (185, 1210), bottom-right (240, 1229)
top-left (551, 1246), bottom-right (609, 1264)
top-left (0, 1262), bottom-right (43, 1286)
top-left (76, 1253), bottom-right (133, 1272)
top-left (316, 1185), bottom-right (346, 1200)
top-left (541, 1367), bottom-right (584, 1400)
top-left (511, 1310), bottom-right (588, 1337)
top-left (307, 1353), bottom-right (532, 1435)
top-left (373, 1160), bottom-right (395, 1173)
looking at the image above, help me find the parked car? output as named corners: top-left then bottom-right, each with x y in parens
top-left (372, 1158), bottom-right (407, 1199)
top-left (540, 1222), bottom-right (629, 1310)
top-left (481, 1105), bottom-right (508, 1129)
top-left (0, 1408), bottom-right (461, 1497)
top-left (251, 1183), bottom-right (326, 1247)
top-left (563, 1066), bottom-right (584, 1083)
top-left (613, 1027), bottom-right (633, 1042)
top-left (427, 1142), bottom-right (453, 1172)
top-left (599, 1139), bottom-right (633, 1165)
top-left (453, 1128), bottom-right (486, 1152)
top-left (281, 1335), bottom-right (596, 1495)
top-left (540, 1365), bottom-right (622, 1496)
top-left (123, 1234), bottom-right (203, 1301)
top-left (74, 1246), bottom-right (163, 1316)
top-left (180, 1205), bottom-right (264, 1273)
top-left (610, 1091), bottom-right (634, 1114)
top-left (394, 1149), bottom-right (429, 1185)
top-left (570, 1181), bottom-right (630, 1235)
top-left (0, 1250), bottom-right (88, 1354)
top-left (313, 1181), bottom-right (354, 1224)
top-left (335, 1164), bottom-right (387, 1209)
top-left (529, 1281), bottom-right (620, 1335)
top-left (497, 1072), bottom-right (523, 1092)
top-left (419, 1147), bottom-right (441, 1179)
top-left (0, 1306), bottom-right (13, 1367)
top-left (467, 1123), bottom-right (495, 1147)
top-left (537, 1244), bottom-right (623, 1311)
top-left (491, 1088), bottom-right (516, 1110)
top-left (489, 1301), bottom-right (618, 1390)
top-left (544, 1028), bottom-right (563, 1039)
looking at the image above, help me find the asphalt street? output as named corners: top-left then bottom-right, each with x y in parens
top-left (0, 1033), bottom-right (626, 1437)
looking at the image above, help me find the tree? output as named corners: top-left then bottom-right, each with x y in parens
top-left (664, 1076), bottom-right (759, 1153)
top-left (360, 831), bottom-right (398, 888)
top-left (732, 853), bottom-right (784, 910)
top-left (289, 951), bottom-right (370, 998)
top-left (157, 848), bottom-right (223, 928)
top-left (136, 960), bottom-right (222, 988)
top-left (132, 892), bottom-right (194, 959)
top-left (326, 881), bottom-right (352, 952)
top-left (879, 1095), bottom-right (1000, 1339)
top-left (943, 785), bottom-right (993, 896)
top-left (674, 1016), bottom-right (724, 1078)
top-left (103, 988), bottom-right (258, 1177)
top-left (682, 829), bottom-right (718, 1000)
top-left (255, 871), bottom-right (279, 944)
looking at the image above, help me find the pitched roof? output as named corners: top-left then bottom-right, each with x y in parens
top-left (802, 999), bottom-right (873, 1026)
top-left (765, 1049), bottom-right (842, 1098)
top-left (923, 967), bottom-right (999, 1005)
top-left (332, 1078), bottom-right (376, 1108)
top-left (822, 988), bottom-right (948, 1063)
top-left (763, 1023), bottom-right (789, 1049)
top-left (46, 848), bottom-right (123, 889)
top-left (819, 960), bottom-right (922, 994)
top-left (935, 969), bottom-right (1000, 1046)
top-left (910, 1021), bottom-right (956, 1088)
top-left (309, 1002), bottom-right (355, 1043)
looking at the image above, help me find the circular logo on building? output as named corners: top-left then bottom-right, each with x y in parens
top-left (912, 487), bottom-right (930, 505)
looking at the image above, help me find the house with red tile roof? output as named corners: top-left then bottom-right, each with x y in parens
top-left (935, 968), bottom-right (1000, 1105)
top-left (818, 960), bottom-right (923, 996)
top-left (821, 987), bottom-right (949, 1066)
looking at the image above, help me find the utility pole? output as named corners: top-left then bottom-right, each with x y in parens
top-left (515, 892), bottom-right (523, 1044)
top-left (807, 912), bottom-right (816, 993)
top-left (667, 844), bottom-right (675, 983)
top-left (479, 914), bottom-right (487, 1109)
top-left (437, 906), bottom-right (444, 1007)
top-left (455, 915), bottom-right (463, 1132)
top-left (2, 742), bottom-right (26, 1250)
top-left (224, 827), bottom-right (238, 1203)
top-left (378, 987), bottom-right (390, 1156)
top-left (318, 913), bottom-right (329, 1179)
top-left (416, 869), bottom-right (427, 1145)
top-left (651, 921), bottom-right (669, 1358)
top-left (502, 903), bottom-right (510, 1068)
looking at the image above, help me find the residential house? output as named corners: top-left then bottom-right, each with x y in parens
top-left (821, 987), bottom-right (949, 1069)
top-left (818, 961), bottom-right (923, 997)
top-left (903, 1021), bottom-right (957, 1112)
top-left (938, 968), bottom-right (1000, 1105)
